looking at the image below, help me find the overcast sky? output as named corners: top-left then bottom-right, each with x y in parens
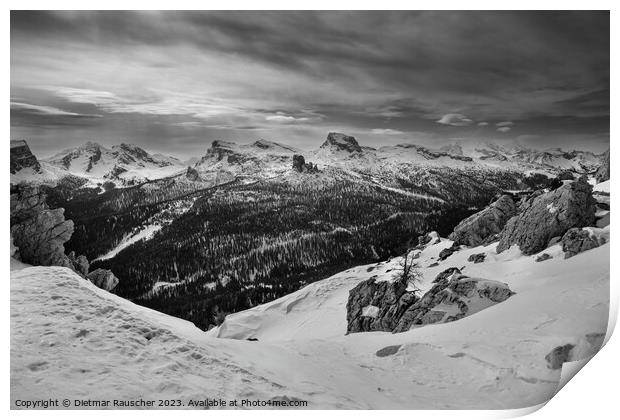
top-left (11, 11), bottom-right (609, 158)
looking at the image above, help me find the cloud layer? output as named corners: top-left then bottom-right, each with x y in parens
top-left (10, 11), bottom-right (609, 157)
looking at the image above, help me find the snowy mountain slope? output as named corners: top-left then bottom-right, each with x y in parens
top-left (11, 229), bottom-right (609, 409)
top-left (43, 142), bottom-right (185, 185)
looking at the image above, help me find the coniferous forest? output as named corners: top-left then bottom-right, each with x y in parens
top-left (50, 166), bottom-right (532, 330)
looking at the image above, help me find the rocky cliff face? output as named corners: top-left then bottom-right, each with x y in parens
top-left (449, 195), bottom-right (517, 246)
top-left (10, 185), bottom-right (118, 290)
top-left (321, 132), bottom-right (362, 153)
top-left (10, 185), bottom-right (75, 268)
top-left (496, 177), bottom-right (596, 255)
top-left (10, 140), bottom-right (41, 174)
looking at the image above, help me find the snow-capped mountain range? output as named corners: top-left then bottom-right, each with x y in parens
top-left (10, 133), bottom-right (608, 187)
top-left (43, 142), bottom-right (185, 185)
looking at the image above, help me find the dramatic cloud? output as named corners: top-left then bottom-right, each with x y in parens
top-left (436, 114), bottom-right (474, 127)
top-left (10, 11), bottom-right (610, 157)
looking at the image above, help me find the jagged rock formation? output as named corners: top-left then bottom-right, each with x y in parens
top-left (321, 132), bottom-right (362, 153)
top-left (10, 185), bottom-right (75, 268)
top-left (347, 267), bottom-right (514, 334)
top-left (392, 273), bottom-right (514, 333)
top-left (346, 276), bottom-right (418, 333)
top-left (186, 166), bottom-right (201, 181)
top-left (87, 269), bottom-right (120, 291)
top-left (68, 251), bottom-right (90, 277)
top-left (10, 140), bottom-right (41, 174)
top-left (496, 177), bottom-right (596, 255)
top-left (449, 195), bottom-right (517, 246)
top-left (9, 185), bottom-right (118, 289)
top-left (561, 228), bottom-right (607, 259)
top-left (292, 154), bottom-right (318, 173)
top-left (595, 149), bottom-right (610, 183)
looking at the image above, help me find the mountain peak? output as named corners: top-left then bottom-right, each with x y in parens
top-left (321, 132), bottom-right (362, 153)
top-left (10, 139), bottom-right (41, 174)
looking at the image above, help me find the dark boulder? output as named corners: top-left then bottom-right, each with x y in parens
top-left (346, 276), bottom-right (418, 334)
top-left (393, 275), bottom-right (515, 333)
top-left (496, 177), bottom-right (596, 255)
top-left (468, 253), bottom-right (486, 264)
top-left (561, 228), bottom-right (606, 259)
top-left (438, 243), bottom-right (460, 261)
top-left (87, 269), bottom-right (120, 291)
top-left (535, 253), bottom-right (552, 262)
top-left (545, 344), bottom-right (575, 369)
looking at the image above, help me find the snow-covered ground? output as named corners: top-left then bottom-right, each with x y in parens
top-left (95, 224), bottom-right (162, 261)
top-left (10, 229), bottom-right (609, 409)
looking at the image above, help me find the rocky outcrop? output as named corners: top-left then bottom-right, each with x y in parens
top-left (496, 177), bottom-right (596, 255)
top-left (595, 149), bottom-right (610, 183)
top-left (468, 253), bottom-right (486, 263)
top-left (10, 140), bottom-right (41, 174)
top-left (449, 195), bottom-right (516, 246)
top-left (535, 253), bottom-right (552, 262)
top-left (10, 185), bottom-right (102, 283)
top-left (347, 267), bottom-right (514, 334)
top-left (545, 344), bottom-right (574, 369)
top-left (321, 132), bottom-right (362, 153)
top-left (438, 243), bottom-right (460, 261)
top-left (292, 154), bottom-right (318, 173)
top-left (186, 166), bottom-right (201, 181)
top-left (557, 170), bottom-right (575, 181)
top-left (561, 228), bottom-right (607, 259)
top-left (392, 274), bottom-right (515, 333)
top-left (346, 276), bottom-right (418, 333)
top-left (10, 185), bottom-right (75, 268)
top-left (68, 251), bottom-right (90, 277)
top-left (87, 269), bottom-right (120, 291)
top-left (433, 267), bottom-right (462, 283)
top-left (415, 232), bottom-right (440, 250)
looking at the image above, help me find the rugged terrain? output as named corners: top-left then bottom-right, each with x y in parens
top-left (9, 135), bottom-right (608, 328)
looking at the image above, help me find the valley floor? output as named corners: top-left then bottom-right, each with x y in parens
top-left (10, 234), bottom-right (610, 409)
